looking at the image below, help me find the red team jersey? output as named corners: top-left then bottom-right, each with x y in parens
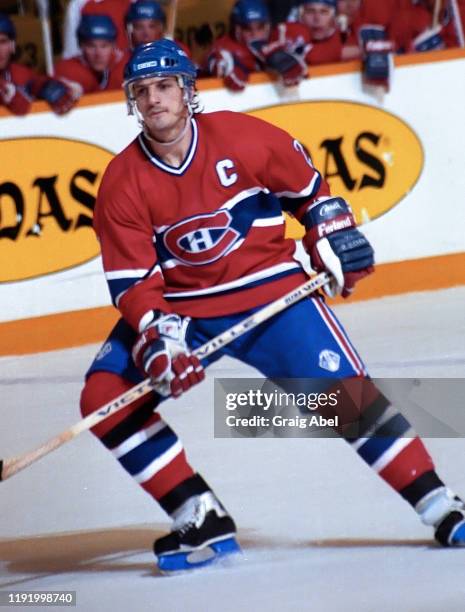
top-left (94, 111), bottom-right (330, 331)
top-left (55, 49), bottom-right (129, 94)
top-left (271, 22), bottom-right (342, 65)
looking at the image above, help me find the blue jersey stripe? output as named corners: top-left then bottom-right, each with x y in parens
top-left (154, 191), bottom-right (284, 265)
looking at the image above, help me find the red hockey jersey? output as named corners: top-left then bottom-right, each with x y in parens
top-left (94, 111), bottom-right (330, 330)
top-left (55, 49), bottom-right (129, 94)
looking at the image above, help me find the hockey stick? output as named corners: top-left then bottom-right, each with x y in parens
top-left (36, 0), bottom-right (54, 76)
top-left (0, 271), bottom-right (330, 482)
top-left (432, 0), bottom-right (442, 27)
top-left (449, 0), bottom-right (465, 47)
top-left (165, 0), bottom-right (179, 40)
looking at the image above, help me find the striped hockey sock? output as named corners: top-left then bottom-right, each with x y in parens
top-left (80, 371), bottom-right (195, 501)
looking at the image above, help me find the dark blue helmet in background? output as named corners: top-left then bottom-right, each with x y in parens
top-left (125, 0), bottom-right (166, 25)
top-left (231, 0), bottom-right (270, 26)
top-left (77, 14), bottom-right (117, 44)
top-left (0, 13), bottom-right (16, 40)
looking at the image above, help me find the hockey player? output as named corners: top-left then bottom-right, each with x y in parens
top-left (207, 0), bottom-right (309, 90)
top-left (124, 0), bottom-right (191, 56)
top-left (62, 0), bottom-right (131, 59)
top-left (336, 0), bottom-right (396, 58)
top-left (392, 0), bottom-right (463, 52)
top-left (125, 0), bottom-right (166, 48)
top-left (81, 38), bottom-right (465, 574)
top-left (0, 13), bottom-right (74, 115)
top-left (299, 0), bottom-right (344, 64)
top-left (55, 15), bottom-right (129, 106)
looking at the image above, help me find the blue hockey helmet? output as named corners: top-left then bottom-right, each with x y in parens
top-left (124, 39), bottom-right (199, 115)
top-left (299, 0), bottom-right (337, 9)
top-left (77, 14), bottom-right (117, 44)
top-left (0, 13), bottom-right (16, 39)
top-left (125, 0), bottom-right (166, 24)
top-left (231, 0), bottom-right (270, 26)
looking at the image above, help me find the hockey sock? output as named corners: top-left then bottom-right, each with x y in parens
top-left (332, 378), bottom-right (440, 496)
top-left (80, 372), bottom-right (195, 500)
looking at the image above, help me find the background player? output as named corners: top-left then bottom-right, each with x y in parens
top-left (55, 15), bottom-right (128, 108)
top-left (125, 0), bottom-right (166, 48)
top-left (82, 38), bottom-right (465, 574)
top-left (208, 0), bottom-right (309, 90)
top-left (0, 13), bottom-right (74, 115)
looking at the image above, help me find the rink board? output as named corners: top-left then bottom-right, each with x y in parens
top-left (0, 49), bottom-right (464, 354)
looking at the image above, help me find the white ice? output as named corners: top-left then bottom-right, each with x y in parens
top-left (1, 287), bottom-right (465, 612)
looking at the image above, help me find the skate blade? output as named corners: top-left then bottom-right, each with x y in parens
top-left (157, 537), bottom-right (241, 574)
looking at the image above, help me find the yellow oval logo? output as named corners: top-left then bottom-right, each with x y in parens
top-left (0, 137), bottom-right (114, 282)
top-left (248, 101), bottom-right (424, 238)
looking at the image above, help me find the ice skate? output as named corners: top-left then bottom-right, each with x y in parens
top-left (154, 491), bottom-right (241, 573)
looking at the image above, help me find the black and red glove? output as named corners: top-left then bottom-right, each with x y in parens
top-left (302, 197), bottom-right (375, 298)
top-left (359, 25), bottom-right (395, 90)
top-left (37, 79), bottom-right (77, 115)
top-left (132, 312), bottom-right (205, 398)
top-left (248, 39), bottom-right (308, 87)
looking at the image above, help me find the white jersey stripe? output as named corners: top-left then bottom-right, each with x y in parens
top-left (105, 269), bottom-right (148, 280)
top-left (163, 261), bottom-right (300, 298)
top-left (252, 216), bottom-right (285, 227)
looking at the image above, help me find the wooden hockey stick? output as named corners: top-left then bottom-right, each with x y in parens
top-left (165, 0), bottom-right (179, 40)
top-left (432, 0), bottom-right (442, 27)
top-left (0, 271), bottom-right (331, 482)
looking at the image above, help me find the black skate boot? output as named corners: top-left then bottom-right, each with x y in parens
top-left (155, 485), bottom-right (240, 573)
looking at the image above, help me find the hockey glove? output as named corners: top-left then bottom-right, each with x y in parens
top-left (359, 25), bottom-right (394, 90)
top-left (302, 197), bottom-right (374, 298)
top-left (208, 49), bottom-right (250, 92)
top-left (38, 79), bottom-right (76, 115)
top-left (411, 25), bottom-right (446, 53)
top-left (248, 40), bottom-right (307, 87)
top-left (132, 312), bottom-right (205, 398)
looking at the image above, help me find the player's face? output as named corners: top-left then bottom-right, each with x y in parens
top-left (81, 39), bottom-right (114, 72)
top-left (337, 0), bottom-right (361, 22)
top-left (236, 20), bottom-right (270, 45)
top-left (0, 34), bottom-right (14, 70)
top-left (301, 4), bottom-right (336, 39)
top-left (131, 19), bottom-right (164, 46)
top-left (133, 76), bottom-right (188, 138)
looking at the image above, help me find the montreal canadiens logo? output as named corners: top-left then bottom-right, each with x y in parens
top-left (163, 210), bottom-right (241, 265)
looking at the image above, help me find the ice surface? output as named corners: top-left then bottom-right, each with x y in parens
top-left (1, 287), bottom-right (465, 611)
